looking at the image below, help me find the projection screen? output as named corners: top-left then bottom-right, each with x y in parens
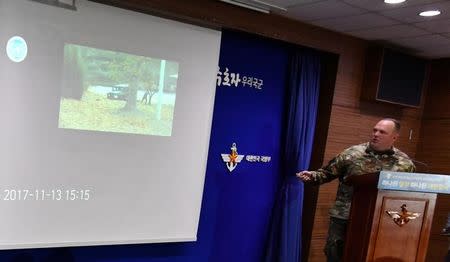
top-left (0, 0), bottom-right (221, 249)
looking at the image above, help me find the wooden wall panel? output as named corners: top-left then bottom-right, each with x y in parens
top-left (416, 59), bottom-right (450, 262)
top-left (420, 60), bottom-right (450, 119)
top-left (333, 73), bottom-right (364, 108)
top-left (417, 119), bottom-right (450, 172)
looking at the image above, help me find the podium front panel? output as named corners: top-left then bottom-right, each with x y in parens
top-left (366, 190), bottom-right (436, 262)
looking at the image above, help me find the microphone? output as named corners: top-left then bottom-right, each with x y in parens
top-left (410, 159), bottom-right (429, 172)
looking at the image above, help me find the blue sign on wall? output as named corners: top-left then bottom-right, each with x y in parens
top-left (378, 171), bottom-right (450, 194)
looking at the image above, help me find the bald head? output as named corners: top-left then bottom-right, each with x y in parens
top-left (383, 118), bottom-right (401, 132)
top-left (369, 119), bottom-right (400, 152)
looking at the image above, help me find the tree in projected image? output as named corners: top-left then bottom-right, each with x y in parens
top-left (105, 53), bottom-right (160, 112)
top-left (61, 45), bottom-right (88, 100)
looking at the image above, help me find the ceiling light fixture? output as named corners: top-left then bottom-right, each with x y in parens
top-left (219, 0), bottom-right (270, 14)
top-left (419, 10), bottom-right (441, 17)
top-left (384, 0), bottom-right (406, 4)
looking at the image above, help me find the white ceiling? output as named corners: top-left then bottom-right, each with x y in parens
top-left (237, 0), bottom-right (450, 59)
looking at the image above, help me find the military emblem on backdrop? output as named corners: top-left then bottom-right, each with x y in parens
top-left (221, 143), bottom-right (272, 173)
top-left (221, 143), bottom-right (245, 172)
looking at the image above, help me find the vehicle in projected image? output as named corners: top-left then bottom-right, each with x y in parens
top-left (107, 84), bottom-right (129, 100)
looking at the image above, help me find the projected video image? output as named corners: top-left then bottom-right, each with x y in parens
top-left (58, 44), bottom-right (179, 136)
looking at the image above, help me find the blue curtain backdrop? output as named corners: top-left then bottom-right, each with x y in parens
top-left (206, 30), bottom-right (289, 262)
top-left (264, 49), bottom-right (321, 262)
top-left (0, 30), bottom-right (291, 262)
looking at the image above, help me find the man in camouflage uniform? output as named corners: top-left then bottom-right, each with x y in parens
top-left (297, 118), bottom-right (415, 262)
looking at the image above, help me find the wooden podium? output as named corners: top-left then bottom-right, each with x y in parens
top-left (342, 172), bottom-right (442, 262)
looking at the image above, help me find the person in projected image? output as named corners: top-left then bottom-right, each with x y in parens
top-left (141, 81), bottom-right (156, 105)
top-left (141, 86), bottom-right (151, 105)
top-left (296, 118), bottom-right (415, 262)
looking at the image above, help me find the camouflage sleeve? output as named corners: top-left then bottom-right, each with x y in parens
top-left (406, 161), bottom-right (416, 172)
top-left (308, 152), bottom-right (348, 185)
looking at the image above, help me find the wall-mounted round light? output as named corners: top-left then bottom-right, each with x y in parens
top-left (6, 36), bottom-right (28, 63)
top-left (419, 10), bottom-right (441, 17)
top-left (384, 0), bottom-right (406, 4)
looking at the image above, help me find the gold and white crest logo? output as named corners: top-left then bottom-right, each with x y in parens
top-left (221, 143), bottom-right (245, 172)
